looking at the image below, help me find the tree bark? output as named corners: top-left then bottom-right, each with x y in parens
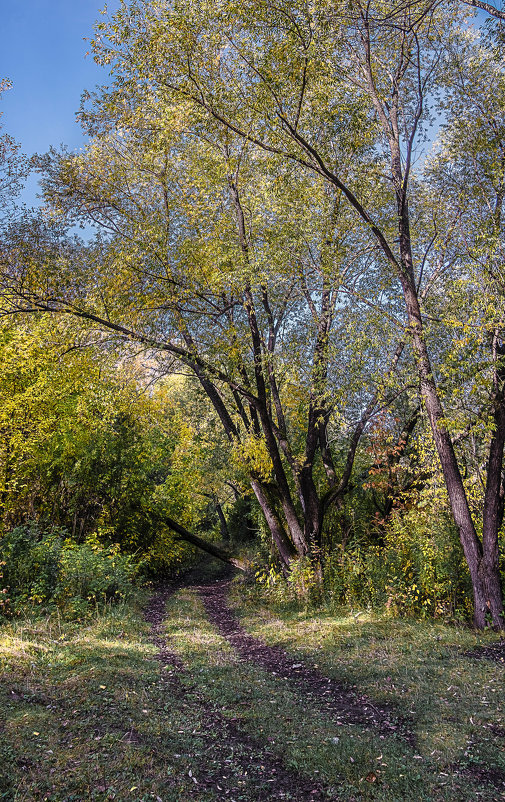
top-left (480, 339), bottom-right (505, 629)
top-left (460, 0), bottom-right (505, 20)
top-left (229, 179), bottom-right (308, 558)
top-left (398, 233), bottom-right (503, 628)
top-left (215, 498), bottom-right (230, 541)
top-left (250, 478), bottom-right (298, 571)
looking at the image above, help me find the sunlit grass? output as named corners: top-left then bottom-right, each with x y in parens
top-left (1, 575), bottom-right (504, 801)
top-left (0, 593), bottom-right (226, 801)
top-left (164, 587), bottom-right (505, 801)
top-left (229, 580), bottom-right (505, 787)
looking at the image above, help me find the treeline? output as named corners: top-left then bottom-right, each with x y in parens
top-left (1, 1), bottom-right (505, 627)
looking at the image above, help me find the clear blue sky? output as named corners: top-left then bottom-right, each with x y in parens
top-left (1, 0), bottom-right (119, 205)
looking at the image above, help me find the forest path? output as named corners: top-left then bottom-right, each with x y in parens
top-left (2, 568), bottom-right (504, 800)
top-left (146, 568), bottom-right (505, 800)
top-left (196, 578), bottom-right (414, 745)
top-left (142, 569), bottom-right (426, 801)
top-left (144, 579), bottom-right (331, 801)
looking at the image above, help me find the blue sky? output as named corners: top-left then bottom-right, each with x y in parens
top-left (1, 0), bottom-right (119, 205)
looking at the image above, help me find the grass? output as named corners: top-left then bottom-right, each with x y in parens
top-left (229, 579), bottom-right (505, 796)
top-left (0, 568), bottom-right (504, 801)
top-left (0, 591), bottom-right (238, 801)
top-left (164, 588), bottom-right (422, 800)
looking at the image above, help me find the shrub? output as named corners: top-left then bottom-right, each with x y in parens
top-left (323, 505), bottom-right (473, 620)
top-left (254, 557), bottom-right (323, 608)
top-left (0, 523), bottom-right (65, 606)
top-left (56, 535), bottom-right (137, 612)
top-left (0, 523), bottom-right (138, 618)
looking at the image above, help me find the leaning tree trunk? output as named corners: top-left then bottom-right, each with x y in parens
top-left (480, 339), bottom-right (505, 629)
top-left (162, 515), bottom-right (248, 570)
top-left (250, 478), bottom-right (297, 572)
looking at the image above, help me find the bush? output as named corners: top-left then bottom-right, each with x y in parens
top-left (138, 527), bottom-right (198, 577)
top-left (0, 523), bottom-right (65, 606)
top-left (0, 523), bottom-right (138, 618)
top-left (56, 535), bottom-right (137, 611)
top-left (323, 505), bottom-right (473, 620)
top-left (254, 557), bottom-right (323, 609)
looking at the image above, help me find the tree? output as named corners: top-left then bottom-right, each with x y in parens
top-left (1, 77), bottom-right (412, 574)
top-left (1, 0), bottom-right (503, 625)
top-left (62, 0), bottom-right (503, 627)
top-left (459, 1), bottom-right (505, 20)
top-left (0, 310), bottom-right (245, 570)
top-left (0, 79), bottom-right (28, 218)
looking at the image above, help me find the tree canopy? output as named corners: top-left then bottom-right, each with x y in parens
top-left (1, 0), bottom-right (505, 627)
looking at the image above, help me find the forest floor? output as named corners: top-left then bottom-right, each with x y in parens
top-left (0, 563), bottom-right (504, 801)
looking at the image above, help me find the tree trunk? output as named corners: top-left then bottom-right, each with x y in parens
top-left (215, 498), bottom-right (230, 541)
top-left (398, 245), bottom-right (504, 628)
top-left (298, 466), bottom-right (324, 554)
top-left (163, 515), bottom-right (248, 571)
top-left (250, 478), bottom-right (297, 572)
top-left (480, 339), bottom-right (505, 629)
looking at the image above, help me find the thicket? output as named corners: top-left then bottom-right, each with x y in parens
top-left (0, 311), bottom-right (503, 624)
top-left (0, 524), bottom-right (137, 618)
top-left (0, 317), bottom-right (229, 617)
top-left (252, 418), bottom-right (505, 620)
top-left (255, 507), bottom-right (477, 621)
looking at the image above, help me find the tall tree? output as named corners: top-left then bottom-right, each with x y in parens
top-left (0, 79), bottom-right (28, 218)
top-left (62, 0), bottom-right (504, 627)
top-left (1, 87), bottom-right (408, 572)
top-left (2, 0), bottom-right (504, 625)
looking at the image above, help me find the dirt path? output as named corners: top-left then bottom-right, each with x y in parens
top-left (197, 578), bottom-right (414, 745)
top-left (145, 573), bottom-right (505, 799)
top-left (144, 583), bottom-right (333, 801)
top-left (464, 640), bottom-right (505, 664)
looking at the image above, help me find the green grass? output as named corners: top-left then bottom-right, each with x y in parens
top-left (0, 572), bottom-right (504, 801)
top-left (229, 580), bottom-right (505, 796)
top-left (0, 592), bottom-right (238, 801)
top-left (164, 588), bottom-right (422, 800)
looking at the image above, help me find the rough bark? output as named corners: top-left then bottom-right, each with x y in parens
top-left (398, 237), bottom-right (503, 629)
top-left (250, 478), bottom-right (298, 571)
top-left (480, 339), bottom-right (505, 629)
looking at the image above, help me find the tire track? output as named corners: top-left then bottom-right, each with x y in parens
top-left (198, 579), bottom-right (415, 746)
top-left (145, 583), bottom-right (335, 801)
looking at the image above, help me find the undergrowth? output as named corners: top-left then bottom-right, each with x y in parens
top-left (229, 573), bottom-right (505, 798)
top-left (0, 523), bottom-right (138, 619)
